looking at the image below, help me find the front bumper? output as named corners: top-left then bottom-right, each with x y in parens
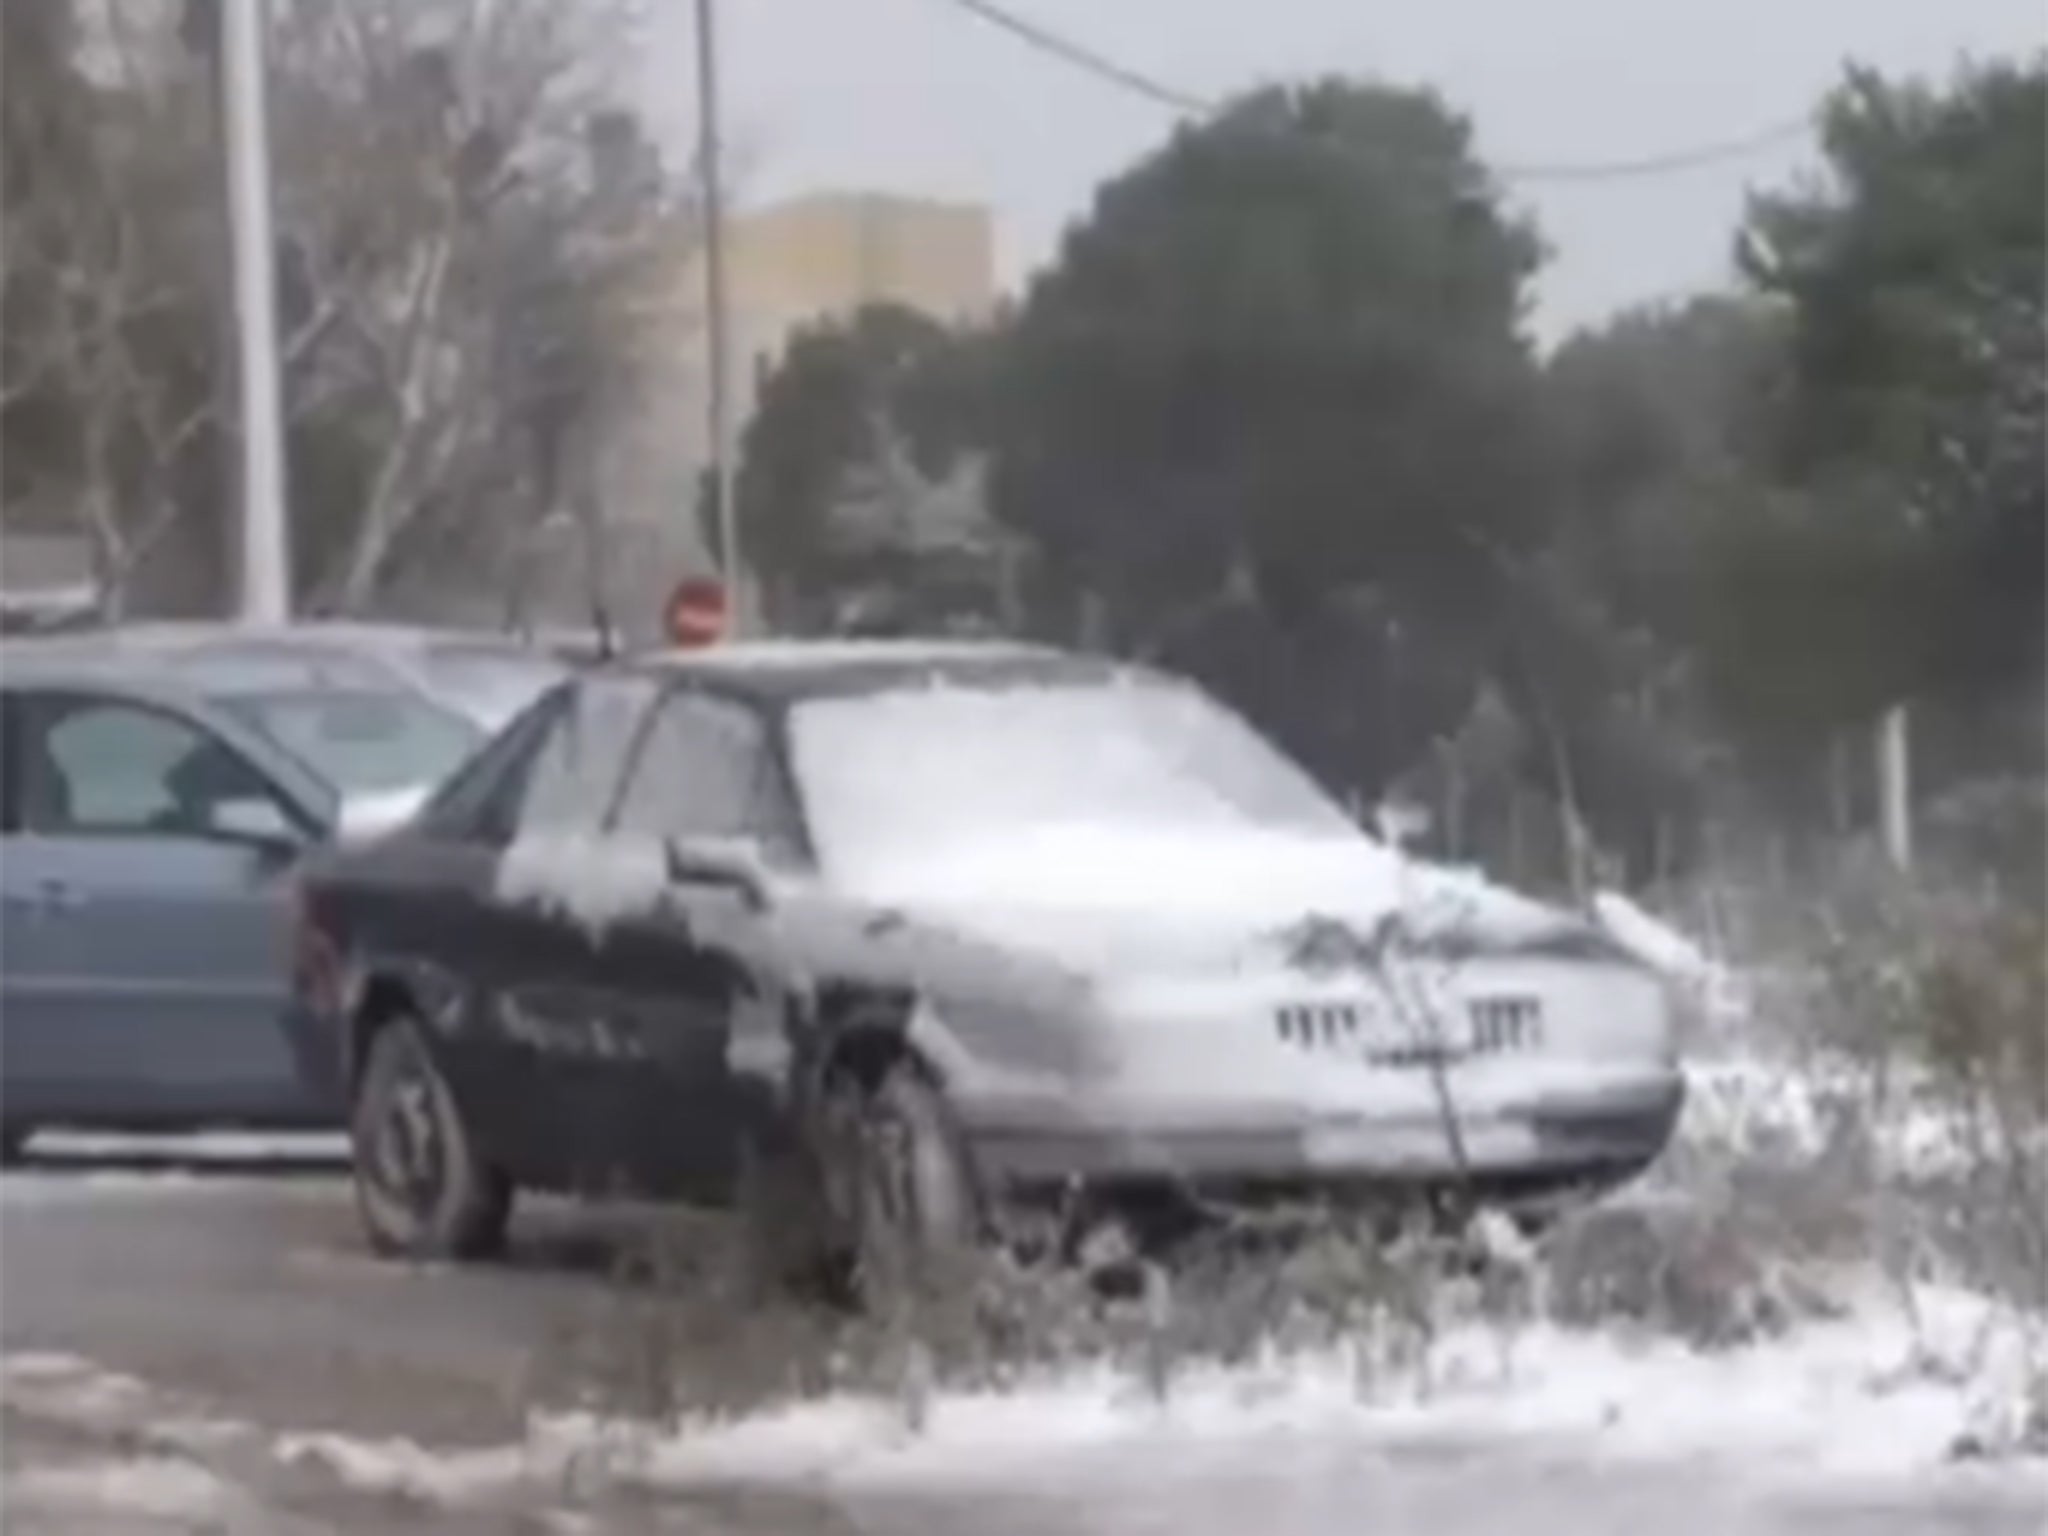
top-left (957, 1063), bottom-right (1685, 1203)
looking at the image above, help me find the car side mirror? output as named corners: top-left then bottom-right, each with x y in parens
top-left (207, 796), bottom-right (307, 855)
top-left (663, 834), bottom-right (772, 911)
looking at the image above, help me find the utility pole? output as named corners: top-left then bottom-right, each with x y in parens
top-left (692, 0), bottom-right (742, 632)
top-left (220, 0), bottom-right (291, 622)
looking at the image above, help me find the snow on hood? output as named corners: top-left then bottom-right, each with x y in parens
top-left (840, 823), bottom-right (1589, 978)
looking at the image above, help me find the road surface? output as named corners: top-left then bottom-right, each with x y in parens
top-left (4, 1141), bottom-right (2043, 1534)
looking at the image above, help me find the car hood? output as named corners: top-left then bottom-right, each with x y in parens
top-left (840, 825), bottom-right (1606, 981)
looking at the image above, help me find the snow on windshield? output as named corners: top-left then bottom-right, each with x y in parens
top-left (790, 676), bottom-right (1359, 881)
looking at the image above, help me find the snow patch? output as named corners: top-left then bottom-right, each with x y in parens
top-left (1679, 1054), bottom-right (1982, 1181)
top-left (273, 1431), bottom-right (540, 1506)
top-left (20, 1130), bottom-right (349, 1164)
top-left (792, 677), bottom-right (1362, 884)
top-left (10, 1286), bottom-right (2040, 1521)
top-left (2, 1351), bottom-right (155, 1423)
top-left (496, 833), bottom-right (669, 937)
top-left (521, 1286), bottom-right (2042, 1498)
top-left (7, 1456), bottom-right (240, 1521)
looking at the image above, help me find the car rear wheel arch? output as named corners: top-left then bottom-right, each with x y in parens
top-left (348, 974), bottom-right (420, 1091)
top-left (803, 977), bottom-right (949, 1091)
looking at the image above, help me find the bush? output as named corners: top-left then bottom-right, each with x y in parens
top-left (1791, 855), bottom-right (2047, 1309)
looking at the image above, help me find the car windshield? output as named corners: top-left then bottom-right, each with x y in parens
top-left (417, 647), bottom-right (568, 732)
top-left (214, 688), bottom-right (481, 796)
top-left (789, 676), bottom-right (1358, 877)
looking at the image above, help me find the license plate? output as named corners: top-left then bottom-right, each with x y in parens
top-left (1302, 1120), bottom-right (1451, 1168)
top-left (1303, 1117), bottom-right (1540, 1169)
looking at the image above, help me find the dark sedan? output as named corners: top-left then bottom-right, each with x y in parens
top-left (293, 640), bottom-right (1682, 1284)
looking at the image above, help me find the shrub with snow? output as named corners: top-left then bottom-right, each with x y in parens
top-left (537, 853), bottom-right (2043, 1467)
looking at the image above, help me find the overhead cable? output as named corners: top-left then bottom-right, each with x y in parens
top-left (928, 0), bottom-right (1812, 184)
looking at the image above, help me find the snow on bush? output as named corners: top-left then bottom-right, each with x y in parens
top-left (528, 847), bottom-right (2045, 1468)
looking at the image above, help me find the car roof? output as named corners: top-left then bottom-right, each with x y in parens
top-left (2, 640), bottom-right (211, 698)
top-left (610, 637), bottom-right (1136, 704)
top-left (0, 634), bottom-right (418, 700)
top-left (72, 620), bottom-right (535, 655)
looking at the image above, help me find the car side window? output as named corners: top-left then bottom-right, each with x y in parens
top-left (17, 691), bottom-right (294, 839)
top-left (508, 673), bottom-right (661, 842)
top-left (610, 690), bottom-right (799, 860)
top-left (415, 686), bottom-right (568, 846)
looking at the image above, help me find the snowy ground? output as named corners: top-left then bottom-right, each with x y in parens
top-left (4, 1061), bottom-right (2044, 1534)
top-left (19, 1130), bottom-right (349, 1167)
top-left (3, 1321), bottom-right (2043, 1534)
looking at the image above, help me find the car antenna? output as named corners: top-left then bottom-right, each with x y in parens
top-left (588, 587), bottom-right (618, 661)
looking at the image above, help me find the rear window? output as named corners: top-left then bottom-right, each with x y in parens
top-left (215, 688), bottom-right (481, 796)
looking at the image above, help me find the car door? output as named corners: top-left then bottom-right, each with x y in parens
top-left (400, 673), bottom-right (661, 1191)
top-left (597, 686), bottom-right (806, 1200)
top-left (0, 686), bottom-right (329, 1130)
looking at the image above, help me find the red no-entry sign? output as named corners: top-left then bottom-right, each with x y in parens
top-left (664, 576), bottom-right (729, 648)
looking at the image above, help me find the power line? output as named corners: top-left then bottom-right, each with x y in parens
top-left (935, 0), bottom-right (1210, 115)
top-left (1499, 116), bottom-right (1813, 183)
top-left (927, 0), bottom-right (1813, 185)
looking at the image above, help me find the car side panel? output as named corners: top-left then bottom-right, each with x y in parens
top-left (573, 886), bottom-right (769, 1202)
top-left (1, 833), bottom-right (314, 1128)
top-left (316, 837), bottom-right (584, 1187)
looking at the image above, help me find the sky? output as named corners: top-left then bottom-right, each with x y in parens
top-left (641, 0), bottom-right (2043, 344)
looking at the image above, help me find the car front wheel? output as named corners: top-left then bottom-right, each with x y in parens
top-left (351, 1015), bottom-right (510, 1261)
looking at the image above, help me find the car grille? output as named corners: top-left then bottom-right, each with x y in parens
top-left (1273, 1002), bottom-right (1368, 1047)
top-left (1273, 994), bottom-right (1543, 1063)
top-left (1468, 995), bottom-right (1544, 1053)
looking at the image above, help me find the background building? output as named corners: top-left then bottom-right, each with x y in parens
top-left (567, 190), bottom-right (996, 635)
top-left (718, 191), bottom-right (997, 421)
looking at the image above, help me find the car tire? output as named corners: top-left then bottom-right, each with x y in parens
top-left (350, 1015), bottom-right (510, 1261)
top-left (833, 1063), bottom-right (981, 1305)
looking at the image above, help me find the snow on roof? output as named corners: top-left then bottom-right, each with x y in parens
top-left (646, 637), bottom-right (1056, 672)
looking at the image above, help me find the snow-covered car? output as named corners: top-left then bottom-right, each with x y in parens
top-left (291, 641), bottom-right (1685, 1269)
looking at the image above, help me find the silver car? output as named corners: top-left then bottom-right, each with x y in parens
top-left (50, 620), bottom-right (570, 735)
top-left (0, 649), bottom-right (360, 1150)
